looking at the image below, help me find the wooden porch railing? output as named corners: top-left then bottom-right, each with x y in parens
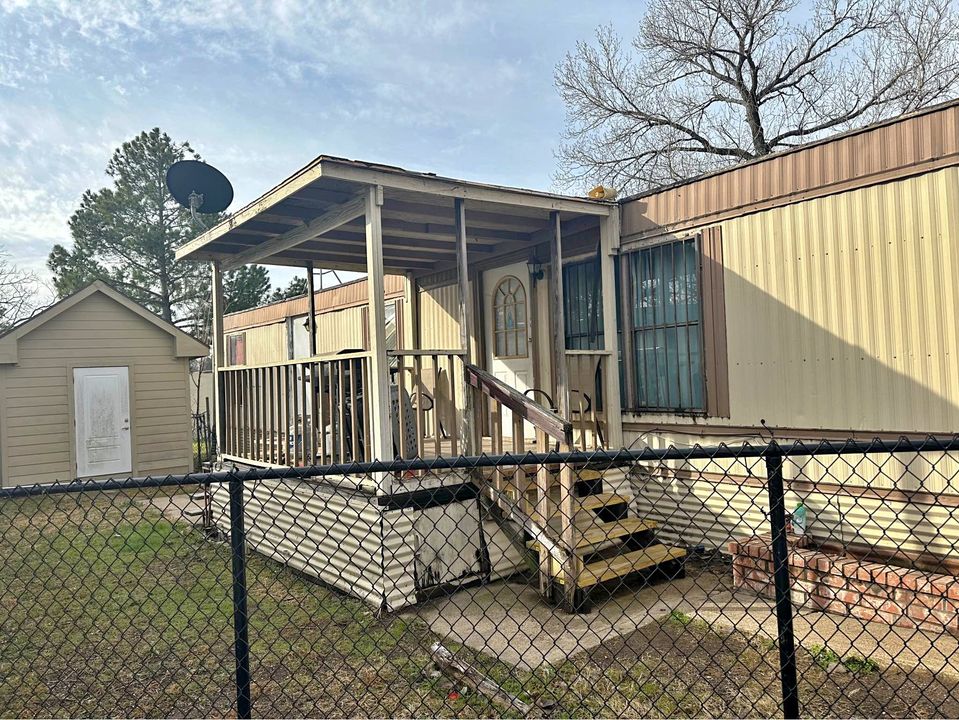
top-left (219, 351), bottom-right (373, 466)
top-left (464, 363), bottom-right (579, 601)
top-left (566, 349), bottom-right (613, 451)
top-left (390, 350), bottom-right (466, 460)
top-left (219, 349), bottom-right (466, 466)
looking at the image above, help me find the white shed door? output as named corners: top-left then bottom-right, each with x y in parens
top-left (74, 367), bottom-right (132, 478)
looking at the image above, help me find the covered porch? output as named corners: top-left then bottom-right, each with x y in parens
top-left (176, 156), bottom-right (623, 475)
top-left (176, 156), bottom-right (677, 610)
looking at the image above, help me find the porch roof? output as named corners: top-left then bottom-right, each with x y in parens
top-left (174, 155), bottom-right (613, 275)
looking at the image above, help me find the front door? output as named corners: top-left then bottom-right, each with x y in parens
top-left (73, 366), bottom-right (132, 478)
top-left (483, 262), bottom-right (536, 441)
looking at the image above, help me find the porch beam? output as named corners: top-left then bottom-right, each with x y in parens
top-left (320, 161), bottom-right (613, 215)
top-left (454, 198), bottom-right (475, 454)
top-left (366, 185), bottom-right (394, 483)
top-left (222, 192), bottom-right (366, 271)
top-left (599, 210), bottom-right (624, 448)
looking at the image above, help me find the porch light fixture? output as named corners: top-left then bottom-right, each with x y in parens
top-left (526, 256), bottom-right (545, 285)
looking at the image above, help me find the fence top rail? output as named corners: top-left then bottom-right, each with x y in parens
top-left (221, 350), bottom-right (372, 371)
top-left (3, 435), bottom-right (958, 500)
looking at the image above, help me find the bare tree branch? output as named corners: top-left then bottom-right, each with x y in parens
top-left (555, 0), bottom-right (959, 193)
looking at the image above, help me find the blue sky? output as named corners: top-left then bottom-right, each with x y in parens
top-left (0, 1), bottom-right (645, 290)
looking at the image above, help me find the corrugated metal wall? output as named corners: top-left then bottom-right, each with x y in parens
top-left (231, 322), bottom-right (288, 366)
top-left (621, 166), bottom-right (959, 556)
top-left (418, 282), bottom-right (460, 349)
top-left (210, 479), bottom-right (418, 610)
top-left (621, 100), bottom-right (959, 238)
top-left (624, 166), bottom-right (959, 435)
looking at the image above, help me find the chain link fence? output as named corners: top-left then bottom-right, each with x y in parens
top-left (1, 437), bottom-right (958, 718)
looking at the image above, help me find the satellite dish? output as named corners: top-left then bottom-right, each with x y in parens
top-left (166, 160), bottom-right (234, 228)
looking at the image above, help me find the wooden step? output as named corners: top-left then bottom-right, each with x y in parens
top-left (527, 517), bottom-right (657, 553)
top-left (531, 492), bottom-right (630, 524)
top-left (562, 543), bottom-right (687, 588)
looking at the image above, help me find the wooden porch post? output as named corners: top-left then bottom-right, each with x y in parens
top-left (549, 211), bottom-right (570, 420)
top-left (548, 210), bottom-right (579, 609)
top-left (365, 185), bottom-right (393, 484)
top-left (454, 198), bottom-right (476, 455)
top-left (599, 208), bottom-right (624, 448)
top-left (306, 261), bottom-right (317, 356)
top-left (211, 260), bottom-right (226, 456)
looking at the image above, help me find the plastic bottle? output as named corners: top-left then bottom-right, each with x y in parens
top-left (793, 502), bottom-right (807, 535)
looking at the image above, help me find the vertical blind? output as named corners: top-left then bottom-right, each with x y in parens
top-left (627, 238), bottom-right (705, 411)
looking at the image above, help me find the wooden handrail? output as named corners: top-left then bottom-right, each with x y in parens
top-left (464, 363), bottom-right (573, 446)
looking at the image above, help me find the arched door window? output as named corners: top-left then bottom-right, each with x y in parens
top-left (493, 276), bottom-right (528, 358)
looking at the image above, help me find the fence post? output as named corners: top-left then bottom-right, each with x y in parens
top-left (764, 444), bottom-right (800, 720)
top-left (228, 474), bottom-right (253, 719)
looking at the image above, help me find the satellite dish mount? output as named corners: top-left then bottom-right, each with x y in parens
top-left (166, 160), bottom-right (234, 230)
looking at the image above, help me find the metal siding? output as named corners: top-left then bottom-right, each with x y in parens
top-left (621, 101), bottom-right (959, 238)
top-left (234, 323), bottom-right (288, 366)
top-left (224, 275), bottom-right (405, 331)
top-left (418, 282), bottom-right (460, 349)
top-left (210, 479), bottom-right (418, 610)
top-left (626, 167), bottom-right (959, 435)
top-left (621, 168), bottom-right (959, 556)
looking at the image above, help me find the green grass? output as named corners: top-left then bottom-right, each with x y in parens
top-left (809, 644), bottom-right (881, 675)
top-left (0, 491), bottom-right (945, 718)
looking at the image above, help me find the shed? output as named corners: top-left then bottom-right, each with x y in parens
top-left (0, 281), bottom-right (209, 486)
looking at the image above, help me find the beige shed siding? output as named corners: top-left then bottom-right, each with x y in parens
top-left (621, 167), bottom-right (959, 556)
top-left (210, 479), bottom-right (418, 609)
top-left (0, 292), bottom-right (193, 486)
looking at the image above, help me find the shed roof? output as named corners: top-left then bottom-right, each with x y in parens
top-left (0, 280), bottom-right (209, 364)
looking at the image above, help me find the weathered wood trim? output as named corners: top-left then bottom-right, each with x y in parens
top-left (464, 363), bottom-right (572, 446)
top-left (701, 226), bottom-right (730, 418)
top-left (599, 209), bottom-right (623, 447)
top-left (306, 261), bottom-right (318, 356)
top-left (320, 160), bottom-right (613, 215)
top-left (549, 210), bottom-right (569, 422)
top-left (454, 198), bottom-right (475, 454)
top-left (364, 186), bottom-right (393, 482)
top-left (211, 262), bottom-right (226, 453)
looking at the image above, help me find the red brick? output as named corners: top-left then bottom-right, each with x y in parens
top-left (880, 600), bottom-right (904, 616)
top-left (913, 591), bottom-right (945, 610)
top-left (836, 589), bottom-right (860, 605)
top-left (902, 570), bottom-right (929, 592)
top-left (849, 604), bottom-right (879, 622)
top-left (906, 603), bottom-right (933, 622)
top-left (929, 608), bottom-right (959, 631)
top-left (820, 599), bottom-right (851, 616)
top-left (820, 573), bottom-right (848, 589)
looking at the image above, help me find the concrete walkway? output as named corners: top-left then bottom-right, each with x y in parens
top-left (414, 569), bottom-right (959, 675)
